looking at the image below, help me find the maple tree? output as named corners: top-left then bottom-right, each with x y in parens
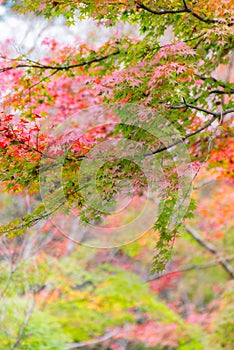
top-left (0, 0), bottom-right (233, 269)
top-left (0, 1), bottom-right (233, 349)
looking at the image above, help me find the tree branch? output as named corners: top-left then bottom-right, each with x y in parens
top-left (7, 125), bottom-right (56, 160)
top-left (136, 1), bottom-right (186, 15)
top-left (0, 199), bottom-right (65, 236)
top-left (147, 255), bottom-right (234, 281)
top-left (195, 75), bottom-right (234, 89)
top-left (66, 328), bottom-right (120, 349)
top-left (169, 100), bottom-right (234, 117)
top-left (185, 225), bottom-right (234, 278)
top-left (0, 49), bottom-right (120, 73)
top-left (0, 185), bottom-right (88, 236)
top-left (145, 104), bottom-right (234, 156)
top-left (209, 89), bottom-right (234, 95)
top-left (136, 0), bottom-right (232, 25)
top-left (10, 298), bottom-right (36, 350)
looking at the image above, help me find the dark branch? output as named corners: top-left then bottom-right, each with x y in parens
top-left (146, 104), bottom-right (234, 156)
top-left (136, 0), bottom-right (231, 25)
top-left (185, 225), bottom-right (234, 278)
top-left (136, 2), bottom-right (186, 15)
top-left (147, 255), bottom-right (234, 281)
top-left (182, 0), bottom-right (217, 24)
top-left (7, 126), bottom-right (56, 160)
top-left (169, 101), bottom-right (217, 116)
top-left (0, 49), bottom-right (120, 73)
top-left (196, 75), bottom-right (234, 89)
top-left (209, 89), bottom-right (234, 95)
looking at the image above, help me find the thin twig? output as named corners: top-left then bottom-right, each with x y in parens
top-left (7, 125), bottom-right (56, 160)
top-left (145, 104), bottom-right (234, 156)
top-left (66, 328), bottom-right (120, 349)
top-left (185, 225), bottom-right (234, 278)
top-left (147, 255), bottom-right (234, 281)
top-left (10, 298), bottom-right (36, 350)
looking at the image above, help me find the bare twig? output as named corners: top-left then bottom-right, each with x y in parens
top-left (145, 104), bottom-right (234, 156)
top-left (0, 184), bottom-right (88, 236)
top-left (185, 225), bottom-right (234, 278)
top-left (66, 328), bottom-right (120, 349)
top-left (147, 255), bottom-right (234, 281)
top-left (10, 298), bottom-right (36, 350)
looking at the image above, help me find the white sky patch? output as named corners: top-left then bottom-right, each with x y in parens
top-left (0, 5), bottom-right (138, 59)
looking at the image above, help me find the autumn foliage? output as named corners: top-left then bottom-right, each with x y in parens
top-left (0, 1), bottom-right (233, 349)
